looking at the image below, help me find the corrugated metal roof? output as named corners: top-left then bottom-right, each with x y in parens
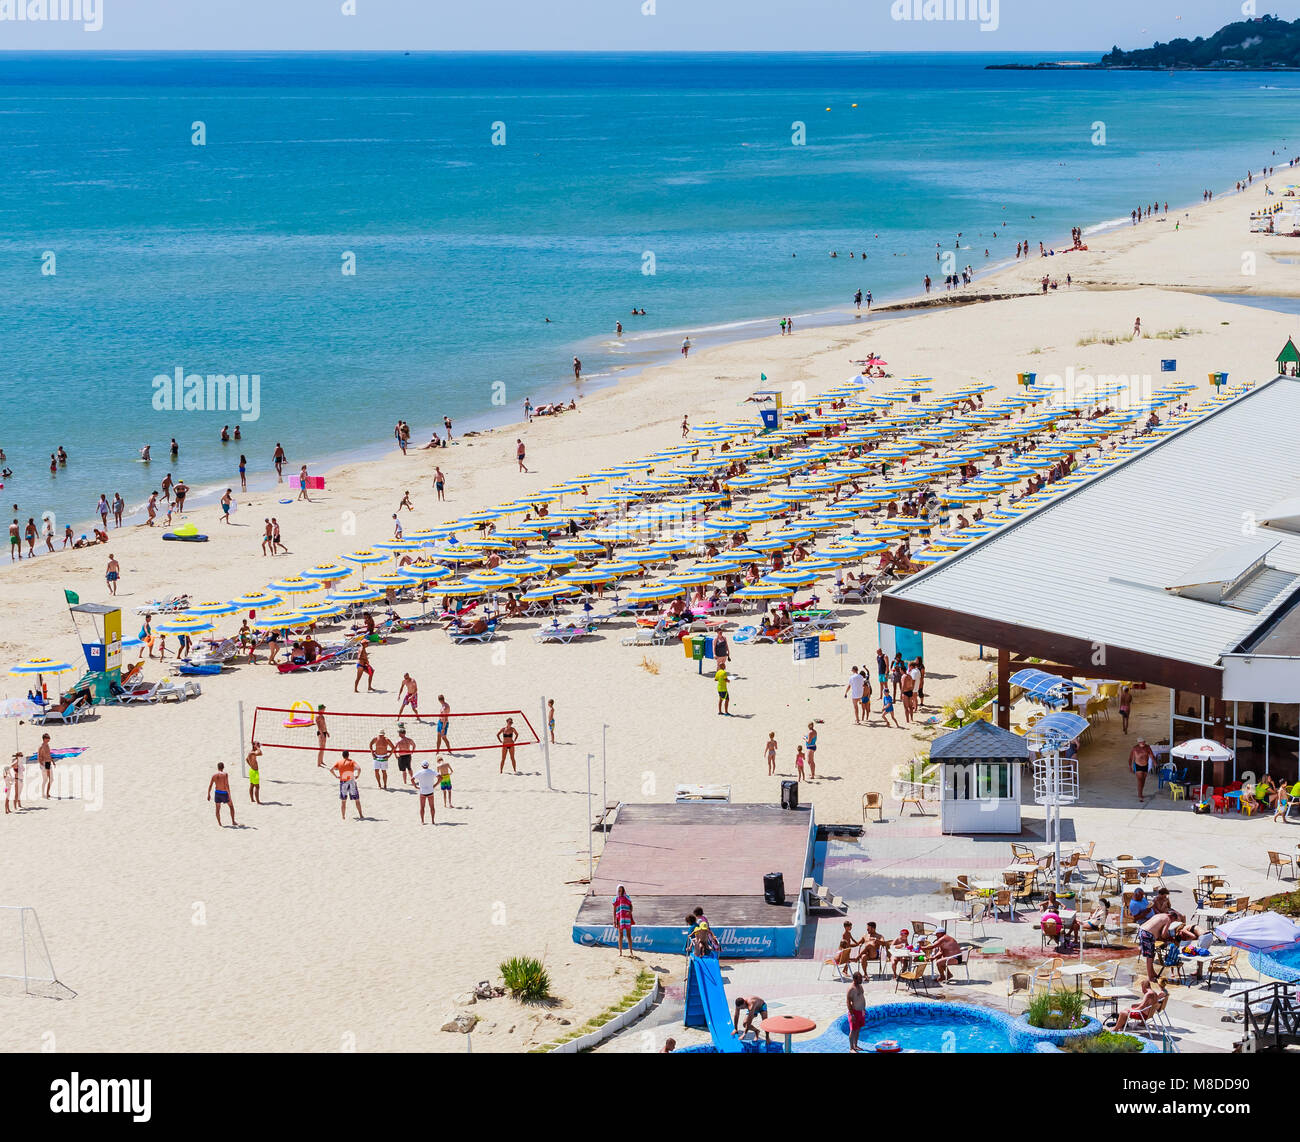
top-left (885, 376), bottom-right (1300, 669)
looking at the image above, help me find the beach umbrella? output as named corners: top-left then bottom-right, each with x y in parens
top-left (558, 567), bottom-right (618, 585)
top-left (819, 540), bottom-right (887, 557)
top-left (892, 518), bottom-right (938, 531)
top-left (462, 570), bottom-right (522, 589)
top-left (808, 507), bottom-right (859, 523)
top-left (151, 615), bottom-right (216, 636)
top-left (549, 539), bottom-right (605, 555)
top-left (1215, 913), bottom-right (1300, 954)
top-left (327, 585), bottom-right (385, 603)
top-left (437, 583), bottom-right (488, 599)
top-left (367, 571), bottom-right (424, 588)
top-left (763, 570), bottom-right (821, 587)
top-left (0, 695), bottom-right (42, 750)
top-left (742, 536), bottom-right (792, 552)
top-left (459, 537), bottom-right (517, 551)
top-left (300, 563), bottom-right (354, 582)
top-left (677, 525), bottom-right (728, 543)
top-left (791, 558), bottom-right (840, 575)
top-left (661, 567), bottom-right (721, 586)
top-left (404, 525), bottom-right (461, 542)
top-left (268, 576), bottom-right (320, 595)
top-left (492, 526), bottom-right (545, 541)
top-left (1171, 737), bottom-right (1236, 792)
top-left (373, 539), bottom-right (424, 552)
top-left (426, 545), bottom-right (483, 564)
top-left (186, 600), bottom-right (243, 616)
top-left (732, 583), bottom-right (796, 600)
top-left (497, 558), bottom-right (547, 576)
top-left (250, 611), bottom-right (308, 631)
top-left (232, 589), bottom-right (283, 609)
top-left (9, 657), bottom-right (76, 677)
top-left (911, 550), bottom-right (949, 565)
top-left (406, 564), bottom-right (454, 584)
top-left (625, 583), bottom-right (686, 603)
top-left (341, 549), bottom-right (390, 566)
top-left (691, 556), bottom-right (745, 574)
top-left (520, 584), bottom-right (574, 601)
top-left (298, 601), bottom-right (347, 621)
top-left (529, 549), bottom-right (580, 568)
top-left (458, 508), bottom-right (512, 525)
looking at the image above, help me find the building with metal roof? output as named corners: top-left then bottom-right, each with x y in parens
top-left (880, 374), bottom-right (1300, 781)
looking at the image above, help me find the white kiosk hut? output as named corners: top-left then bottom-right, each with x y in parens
top-left (931, 720), bottom-right (1030, 835)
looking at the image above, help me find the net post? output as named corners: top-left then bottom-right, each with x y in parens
top-left (20, 907), bottom-right (29, 996)
top-left (238, 700), bottom-right (247, 778)
top-left (541, 696), bottom-right (552, 791)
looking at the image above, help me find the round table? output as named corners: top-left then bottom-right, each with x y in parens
top-left (758, 1015), bottom-right (817, 1054)
top-left (1059, 962), bottom-right (1093, 991)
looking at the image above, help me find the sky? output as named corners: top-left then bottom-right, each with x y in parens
top-left (0, 0), bottom-right (1292, 52)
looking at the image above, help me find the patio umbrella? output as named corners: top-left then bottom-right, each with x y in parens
top-left (625, 583), bottom-right (686, 603)
top-left (186, 600), bottom-right (243, 616)
top-left (299, 601), bottom-right (347, 621)
top-left (1171, 737), bottom-right (1236, 792)
top-left (462, 570), bottom-right (521, 589)
top-left (341, 549), bottom-right (390, 566)
top-left (367, 571), bottom-right (424, 588)
top-left (1215, 912), bottom-right (1300, 953)
top-left (732, 583), bottom-right (795, 600)
top-left (520, 584), bottom-right (574, 601)
top-left (250, 611), bottom-right (308, 631)
top-left (327, 585), bottom-right (385, 603)
top-left (9, 657), bottom-right (76, 677)
top-left (300, 563), bottom-right (353, 583)
top-left (763, 570), bottom-right (821, 587)
top-left (268, 576), bottom-right (320, 595)
top-left (0, 695), bottom-right (43, 750)
top-left (151, 615), bottom-right (216, 636)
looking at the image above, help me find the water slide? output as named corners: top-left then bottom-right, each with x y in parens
top-left (684, 954), bottom-right (744, 1053)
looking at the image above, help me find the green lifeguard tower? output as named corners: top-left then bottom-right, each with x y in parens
top-left (1278, 337), bottom-right (1300, 378)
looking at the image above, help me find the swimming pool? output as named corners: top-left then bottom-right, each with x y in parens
top-left (1251, 944), bottom-right (1300, 983)
top-left (800, 1002), bottom-right (1098, 1054)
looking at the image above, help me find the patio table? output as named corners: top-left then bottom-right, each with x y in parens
top-left (1059, 963), bottom-right (1094, 991)
top-left (758, 1015), bottom-right (817, 1054)
top-left (1095, 985), bottom-right (1136, 1021)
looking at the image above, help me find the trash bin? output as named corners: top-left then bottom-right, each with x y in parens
top-left (780, 779), bottom-right (799, 810)
top-left (763, 871), bottom-right (786, 906)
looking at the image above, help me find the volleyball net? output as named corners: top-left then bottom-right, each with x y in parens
top-left (250, 705), bottom-right (539, 756)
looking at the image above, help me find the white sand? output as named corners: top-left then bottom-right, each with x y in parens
top-left (0, 176), bottom-right (1297, 1052)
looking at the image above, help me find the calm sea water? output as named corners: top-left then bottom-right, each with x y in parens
top-left (1, 51), bottom-right (1297, 532)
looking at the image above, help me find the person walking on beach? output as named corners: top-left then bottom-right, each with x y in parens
top-left (112, 492), bottom-right (124, 528)
top-left (681, 415), bottom-right (690, 438)
top-left (6, 752), bottom-right (23, 812)
top-left (1133, 317), bottom-right (1142, 339)
top-left (547, 698), bottom-right (556, 744)
top-left (497, 717), bottom-right (519, 774)
top-left (105, 554), bottom-right (121, 596)
top-left (297, 466), bottom-right (310, 501)
top-left (880, 689), bottom-right (901, 728)
top-left (261, 518), bottom-right (273, 556)
top-left (398, 489), bottom-right (413, 512)
top-left (397, 672), bottom-right (419, 718)
top-left (273, 443), bottom-right (286, 481)
top-left (238, 454), bottom-right (247, 492)
top-left (573, 357), bottom-right (582, 381)
top-left (220, 489), bottom-right (234, 524)
top-left (246, 742), bottom-right (262, 804)
top-left (9, 518), bottom-right (20, 562)
top-left (354, 644), bottom-right (375, 693)
top-left (715, 665), bottom-right (730, 716)
top-left (1119, 685), bottom-right (1132, 733)
top-left (681, 337), bottom-right (691, 358)
top-left (516, 438), bottom-right (528, 473)
top-left (434, 466), bottom-right (446, 501)
top-left (37, 734), bottom-right (55, 799)
top-left (160, 472), bottom-right (173, 505)
top-left (1130, 738), bottom-right (1155, 803)
top-left (437, 757), bottom-right (454, 807)
top-left (330, 751), bottom-right (364, 821)
top-left (315, 705), bottom-right (329, 768)
top-left (413, 759), bottom-right (438, 824)
top-left (845, 665), bottom-right (865, 724)
top-left (764, 731), bottom-right (778, 776)
top-left (272, 517), bottom-right (287, 555)
top-left (173, 479), bottom-right (189, 512)
top-left (369, 731), bottom-right (394, 790)
top-left (435, 695), bottom-right (452, 752)
top-left (207, 763), bottom-right (237, 827)
top-left (612, 885), bottom-right (636, 957)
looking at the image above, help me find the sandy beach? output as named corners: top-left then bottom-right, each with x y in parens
top-left (1, 171), bottom-right (1297, 1053)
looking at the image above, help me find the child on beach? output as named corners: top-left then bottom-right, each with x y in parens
top-left (764, 732), bottom-right (778, 776)
top-left (547, 698), bottom-right (556, 744)
top-left (794, 746), bottom-right (806, 780)
top-left (880, 690), bottom-right (901, 728)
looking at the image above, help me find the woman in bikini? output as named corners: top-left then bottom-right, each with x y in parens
top-left (497, 718), bottom-right (519, 774)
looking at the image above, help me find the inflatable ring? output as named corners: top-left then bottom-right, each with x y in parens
top-left (283, 699), bottom-right (315, 728)
top-left (874, 1039), bottom-right (901, 1054)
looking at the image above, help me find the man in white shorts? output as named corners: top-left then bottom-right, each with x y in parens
top-left (369, 731), bottom-right (395, 791)
top-left (844, 666), bottom-right (866, 725)
top-left (413, 759), bottom-right (439, 825)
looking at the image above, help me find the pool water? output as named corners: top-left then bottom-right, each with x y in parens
top-left (1251, 945), bottom-right (1300, 983)
top-left (798, 1003), bottom-right (1029, 1054)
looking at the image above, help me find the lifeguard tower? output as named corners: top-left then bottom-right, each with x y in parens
top-left (64, 595), bottom-right (123, 704)
top-left (1276, 338), bottom-right (1300, 378)
top-left (749, 388), bottom-right (783, 432)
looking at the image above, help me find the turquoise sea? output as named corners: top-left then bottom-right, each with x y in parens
top-left (0, 51), bottom-right (1297, 531)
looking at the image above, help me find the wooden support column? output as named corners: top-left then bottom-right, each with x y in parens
top-left (997, 647), bottom-right (1011, 730)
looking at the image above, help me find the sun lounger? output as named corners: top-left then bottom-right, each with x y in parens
top-left (34, 696), bottom-right (86, 724)
top-left (133, 595), bottom-right (191, 616)
top-left (118, 684), bottom-right (161, 704)
top-left (449, 623), bottom-right (497, 644)
top-left (620, 628), bottom-right (655, 646)
top-left (154, 679), bottom-right (198, 702)
top-left (532, 624), bottom-right (595, 644)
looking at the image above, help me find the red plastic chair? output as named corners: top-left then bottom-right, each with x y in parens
top-left (1213, 794), bottom-right (1228, 814)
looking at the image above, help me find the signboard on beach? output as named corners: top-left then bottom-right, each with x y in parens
top-left (572, 923), bottom-right (800, 957)
top-left (1160, 360), bottom-right (1177, 372)
top-left (792, 637), bottom-right (820, 662)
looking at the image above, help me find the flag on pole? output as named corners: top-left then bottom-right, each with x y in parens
top-left (64, 589), bottom-right (79, 605)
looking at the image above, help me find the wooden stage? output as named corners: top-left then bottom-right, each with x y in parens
top-left (575, 803), bottom-right (814, 930)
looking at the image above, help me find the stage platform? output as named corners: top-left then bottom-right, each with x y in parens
top-left (572, 802), bottom-right (815, 958)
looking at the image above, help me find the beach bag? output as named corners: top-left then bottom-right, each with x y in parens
top-left (1162, 941), bottom-right (1181, 968)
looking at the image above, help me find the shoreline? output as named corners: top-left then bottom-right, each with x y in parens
top-left (5, 158), bottom-right (1293, 563)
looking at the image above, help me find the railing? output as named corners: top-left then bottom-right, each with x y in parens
top-left (1237, 981), bottom-right (1299, 1051)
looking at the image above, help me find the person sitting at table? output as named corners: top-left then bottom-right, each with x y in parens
top-left (858, 921), bottom-right (887, 966)
top-left (1150, 889), bottom-right (1181, 921)
top-left (1113, 978), bottom-right (1165, 1032)
top-left (1041, 893), bottom-right (1080, 943)
top-left (1259, 774), bottom-right (1281, 808)
top-left (827, 936), bottom-right (856, 980)
top-left (1128, 887), bottom-right (1154, 926)
top-left (923, 929), bottom-right (964, 982)
top-left (1084, 898), bottom-right (1111, 934)
top-left (889, 929), bottom-right (911, 979)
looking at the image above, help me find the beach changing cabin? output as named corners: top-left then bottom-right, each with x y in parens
top-left (930, 720), bottom-right (1030, 835)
